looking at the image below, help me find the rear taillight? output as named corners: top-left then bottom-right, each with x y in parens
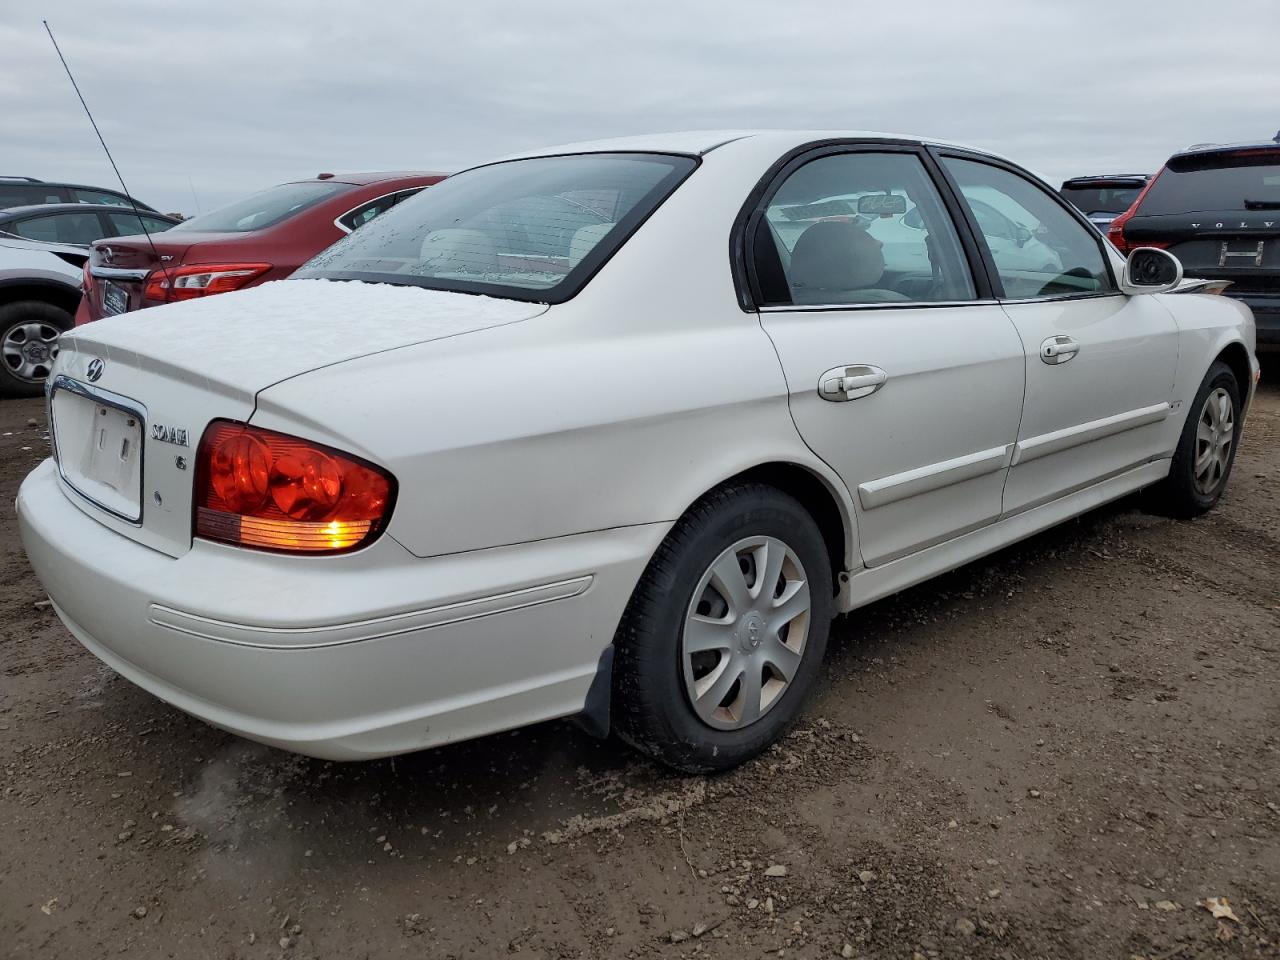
top-left (1107, 169), bottom-right (1163, 254)
top-left (144, 263), bottom-right (271, 303)
top-left (194, 420), bottom-right (395, 554)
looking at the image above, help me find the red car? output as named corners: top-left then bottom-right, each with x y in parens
top-left (78, 171), bottom-right (446, 324)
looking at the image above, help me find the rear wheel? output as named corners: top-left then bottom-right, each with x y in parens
top-left (612, 483), bottom-right (834, 773)
top-left (0, 300), bottom-right (72, 399)
top-left (1151, 361), bottom-right (1242, 517)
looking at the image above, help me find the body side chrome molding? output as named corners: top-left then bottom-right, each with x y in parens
top-left (1011, 402), bottom-right (1171, 466)
top-left (89, 265), bottom-right (150, 280)
top-left (857, 443), bottom-right (1012, 510)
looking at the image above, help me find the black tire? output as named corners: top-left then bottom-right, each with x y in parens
top-left (611, 482), bottom-right (834, 773)
top-left (0, 300), bottom-right (73, 399)
top-left (1150, 360), bottom-right (1242, 517)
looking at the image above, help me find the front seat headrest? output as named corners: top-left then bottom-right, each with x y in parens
top-left (788, 219), bottom-right (886, 292)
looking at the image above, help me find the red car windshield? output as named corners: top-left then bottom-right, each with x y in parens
top-left (171, 181), bottom-right (349, 233)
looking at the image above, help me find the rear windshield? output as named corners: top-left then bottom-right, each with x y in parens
top-left (296, 152), bottom-right (697, 303)
top-left (1139, 150), bottom-right (1280, 215)
top-left (172, 181), bottom-right (348, 233)
top-left (1060, 185), bottom-right (1143, 215)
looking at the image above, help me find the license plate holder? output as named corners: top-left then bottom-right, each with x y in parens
top-left (101, 280), bottom-right (129, 317)
top-left (51, 387), bottom-right (144, 522)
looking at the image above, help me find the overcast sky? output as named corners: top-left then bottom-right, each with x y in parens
top-left (3, 0), bottom-right (1277, 216)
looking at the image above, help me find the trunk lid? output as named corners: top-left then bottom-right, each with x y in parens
top-left (51, 279), bottom-right (545, 557)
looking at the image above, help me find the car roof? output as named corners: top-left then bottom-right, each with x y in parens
top-left (493, 129), bottom-right (1006, 160)
top-left (283, 171), bottom-right (449, 187)
top-left (0, 203), bottom-right (178, 221)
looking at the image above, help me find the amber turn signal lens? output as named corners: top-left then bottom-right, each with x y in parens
top-left (193, 420), bottom-right (395, 554)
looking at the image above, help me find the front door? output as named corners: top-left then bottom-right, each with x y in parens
top-left (938, 155), bottom-right (1180, 515)
top-left (751, 147), bottom-right (1026, 566)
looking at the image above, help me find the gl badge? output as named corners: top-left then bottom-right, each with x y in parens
top-left (151, 423), bottom-right (189, 447)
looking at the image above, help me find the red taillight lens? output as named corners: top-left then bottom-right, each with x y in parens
top-left (1107, 169), bottom-right (1163, 254)
top-left (144, 263), bottom-right (271, 303)
top-left (194, 420), bottom-right (395, 554)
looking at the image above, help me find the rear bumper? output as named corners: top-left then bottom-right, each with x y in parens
top-left (17, 458), bottom-right (665, 759)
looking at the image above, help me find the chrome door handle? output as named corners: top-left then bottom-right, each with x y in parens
top-left (1040, 335), bottom-right (1079, 365)
top-left (819, 365), bottom-right (887, 402)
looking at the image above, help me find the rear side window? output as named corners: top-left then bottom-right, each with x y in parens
top-left (0, 183), bottom-right (64, 207)
top-left (107, 212), bottom-right (177, 237)
top-left (337, 189), bottom-right (421, 232)
top-left (173, 181), bottom-right (348, 233)
top-left (943, 157), bottom-right (1114, 300)
top-left (755, 151), bottom-right (975, 306)
top-left (73, 188), bottom-right (133, 207)
top-left (1139, 151), bottom-right (1280, 215)
top-left (9, 212), bottom-right (104, 245)
top-left (298, 153), bottom-right (696, 303)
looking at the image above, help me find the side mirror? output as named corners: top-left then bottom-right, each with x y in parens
top-left (1121, 247), bottom-right (1183, 294)
top-left (1013, 224), bottom-right (1033, 247)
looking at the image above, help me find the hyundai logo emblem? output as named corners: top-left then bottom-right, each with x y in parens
top-left (86, 358), bottom-right (105, 382)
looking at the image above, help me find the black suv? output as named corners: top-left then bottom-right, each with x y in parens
top-left (1059, 174), bottom-right (1149, 232)
top-left (0, 175), bottom-right (158, 213)
top-left (1109, 136), bottom-right (1280, 350)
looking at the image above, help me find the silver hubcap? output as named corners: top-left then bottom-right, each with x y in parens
top-left (2, 320), bottom-right (61, 383)
top-left (1193, 386), bottom-right (1234, 496)
top-left (681, 536), bottom-right (811, 731)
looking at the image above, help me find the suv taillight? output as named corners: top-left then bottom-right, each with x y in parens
top-left (1107, 170), bottom-right (1163, 254)
top-left (194, 420), bottom-right (395, 554)
top-left (144, 263), bottom-right (271, 303)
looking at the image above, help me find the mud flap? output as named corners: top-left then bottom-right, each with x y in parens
top-left (573, 645), bottom-right (613, 739)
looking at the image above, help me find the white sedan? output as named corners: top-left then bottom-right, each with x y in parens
top-left (18, 131), bottom-right (1259, 772)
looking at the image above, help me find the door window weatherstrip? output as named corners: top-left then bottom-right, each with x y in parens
top-left (760, 298), bottom-right (999, 313)
top-left (857, 444), bottom-right (1013, 510)
top-left (1012, 403), bottom-right (1171, 465)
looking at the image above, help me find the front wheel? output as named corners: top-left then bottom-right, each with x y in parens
top-left (611, 483), bottom-right (834, 773)
top-left (1151, 360), bottom-right (1242, 517)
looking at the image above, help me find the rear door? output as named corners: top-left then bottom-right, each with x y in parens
top-left (937, 152), bottom-right (1180, 515)
top-left (749, 145), bottom-right (1026, 567)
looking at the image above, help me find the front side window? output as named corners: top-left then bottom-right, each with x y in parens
top-left (756, 151), bottom-right (976, 306)
top-left (172, 181), bottom-right (348, 233)
top-left (943, 157), bottom-right (1114, 300)
top-left (10, 212), bottom-right (104, 245)
top-left (298, 153), bottom-right (696, 302)
top-left (107, 212), bottom-right (177, 237)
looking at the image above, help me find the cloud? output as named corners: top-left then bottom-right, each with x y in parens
top-left (4, 0), bottom-right (1277, 214)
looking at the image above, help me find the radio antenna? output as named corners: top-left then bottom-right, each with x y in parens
top-left (43, 20), bottom-right (163, 263)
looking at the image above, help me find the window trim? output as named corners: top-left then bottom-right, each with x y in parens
top-left (731, 138), bottom-right (998, 311)
top-left (928, 147), bottom-right (1122, 303)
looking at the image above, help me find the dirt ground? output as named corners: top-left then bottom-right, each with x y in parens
top-left (1, 364), bottom-right (1277, 960)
